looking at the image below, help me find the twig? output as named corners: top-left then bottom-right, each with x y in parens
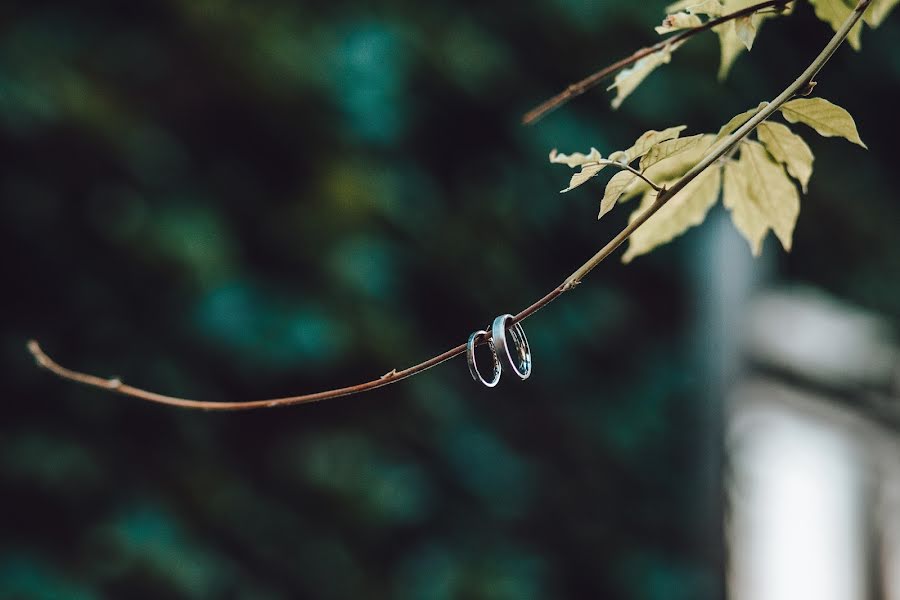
top-left (521, 0), bottom-right (796, 125)
top-left (599, 159), bottom-right (665, 192)
top-left (28, 0), bottom-right (871, 411)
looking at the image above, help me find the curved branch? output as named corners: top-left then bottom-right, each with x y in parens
top-left (28, 0), bottom-right (871, 411)
top-left (522, 0), bottom-right (796, 125)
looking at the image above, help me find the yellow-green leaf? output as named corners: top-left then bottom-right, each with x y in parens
top-left (665, 0), bottom-right (724, 16)
top-left (622, 165), bottom-right (722, 262)
top-left (606, 134), bottom-right (707, 216)
top-left (734, 15), bottom-right (757, 49)
top-left (549, 147), bottom-right (603, 168)
top-left (627, 134), bottom-right (716, 202)
top-left (549, 148), bottom-right (608, 193)
top-left (656, 12), bottom-right (703, 34)
top-left (608, 43), bottom-right (680, 110)
top-left (600, 170), bottom-right (638, 218)
top-left (561, 164), bottom-right (608, 193)
top-left (724, 140), bottom-right (800, 255)
top-left (639, 134), bottom-right (707, 171)
top-left (600, 134), bottom-right (715, 218)
top-left (713, 0), bottom-right (790, 79)
top-left (808, 0), bottom-right (864, 50)
top-left (779, 97), bottom-right (867, 148)
top-left (622, 126), bottom-right (687, 162)
top-left (756, 121), bottom-right (814, 193)
top-left (864, 0), bottom-right (900, 27)
top-left (713, 21), bottom-right (745, 80)
top-left (715, 101), bottom-right (768, 142)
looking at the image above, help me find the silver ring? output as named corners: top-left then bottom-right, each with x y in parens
top-left (491, 314), bottom-right (531, 380)
top-left (467, 329), bottom-right (501, 387)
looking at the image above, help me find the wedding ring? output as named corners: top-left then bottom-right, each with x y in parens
top-left (491, 314), bottom-right (532, 380)
top-left (467, 329), bottom-right (501, 387)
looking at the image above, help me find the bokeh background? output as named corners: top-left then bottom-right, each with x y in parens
top-left (2, 1), bottom-right (899, 598)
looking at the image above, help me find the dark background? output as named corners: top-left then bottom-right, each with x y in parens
top-left (2, 1), bottom-right (898, 598)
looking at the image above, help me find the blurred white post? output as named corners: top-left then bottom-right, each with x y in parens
top-left (727, 288), bottom-right (900, 600)
top-left (728, 393), bottom-right (867, 600)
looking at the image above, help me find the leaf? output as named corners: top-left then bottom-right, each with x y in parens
top-left (549, 148), bottom-right (608, 193)
top-left (622, 165), bottom-right (722, 262)
top-left (639, 134), bottom-right (707, 171)
top-left (756, 121), bottom-right (814, 193)
top-left (608, 43), bottom-right (680, 110)
top-left (665, 0), bottom-right (724, 16)
top-left (628, 134), bottom-right (716, 201)
top-left (561, 164), bottom-right (608, 193)
top-left (714, 101), bottom-right (768, 142)
top-left (621, 126), bottom-right (687, 163)
top-left (864, 0), bottom-right (900, 27)
top-left (600, 170), bottom-right (640, 218)
top-left (549, 147), bottom-right (603, 168)
top-left (656, 12), bottom-right (703, 34)
top-left (712, 0), bottom-right (790, 79)
top-left (808, 0), bottom-right (864, 50)
top-left (552, 127), bottom-right (688, 196)
top-left (779, 97), bottom-right (867, 148)
top-left (724, 140), bottom-right (800, 255)
top-left (600, 134), bottom-right (714, 217)
top-left (734, 15), bottom-right (757, 50)
top-left (713, 21), bottom-right (747, 80)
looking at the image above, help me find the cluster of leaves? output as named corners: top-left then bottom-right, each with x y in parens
top-left (550, 0), bottom-right (896, 262)
top-left (608, 0), bottom-right (898, 109)
top-left (550, 97), bottom-right (865, 261)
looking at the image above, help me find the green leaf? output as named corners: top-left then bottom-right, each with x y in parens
top-left (756, 121), bottom-right (814, 193)
top-left (656, 12), bottom-right (703, 34)
top-left (864, 0), bottom-right (900, 27)
top-left (715, 101), bottom-right (768, 142)
top-left (779, 97), bottom-right (867, 148)
top-left (808, 0), bottom-right (864, 50)
top-left (622, 165), bottom-right (722, 262)
top-left (608, 43), bottom-right (681, 110)
top-left (724, 140), bottom-right (800, 255)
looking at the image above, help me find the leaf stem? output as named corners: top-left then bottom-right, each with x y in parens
top-left (597, 159), bottom-right (664, 192)
top-left (522, 0), bottom-right (796, 125)
top-left (28, 0), bottom-right (871, 411)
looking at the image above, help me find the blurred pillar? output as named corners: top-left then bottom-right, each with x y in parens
top-left (727, 287), bottom-right (900, 600)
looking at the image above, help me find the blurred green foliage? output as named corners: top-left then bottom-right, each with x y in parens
top-left (2, 1), bottom-right (898, 598)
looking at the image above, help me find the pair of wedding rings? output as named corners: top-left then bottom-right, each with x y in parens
top-left (466, 314), bottom-right (532, 387)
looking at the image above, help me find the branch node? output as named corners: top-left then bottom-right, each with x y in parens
top-left (798, 80), bottom-right (817, 96)
top-left (380, 369), bottom-right (398, 379)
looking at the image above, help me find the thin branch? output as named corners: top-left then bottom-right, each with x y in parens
top-left (29, 0), bottom-right (871, 411)
top-left (598, 159), bottom-right (665, 191)
top-left (521, 0), bottom-right (796, 125)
